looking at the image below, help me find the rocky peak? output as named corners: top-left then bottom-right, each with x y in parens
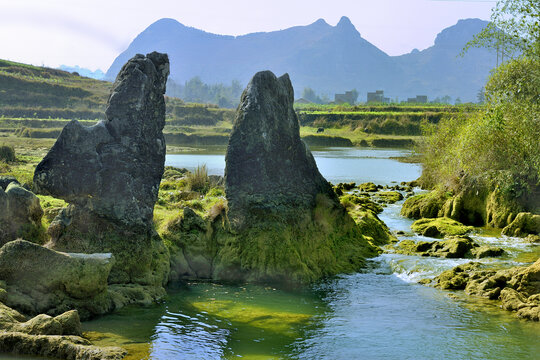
top-left (225, 70), bottom-right (336, 229)
top-left (335, 16), bottom-right (360, 36)
top-left (34, 52), bottom-right (169, 229)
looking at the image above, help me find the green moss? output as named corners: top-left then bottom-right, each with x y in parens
top-left (164, 193), bottom-right (382, 285)
top-left (340, 193), bottom-right (383, 214)
top-left (411, 217), bottom-right (474, 238)
top-left (357, 182), bottom-right (378, 192)
top-left (401, 190), bottom-right (451, 219)
top-left (374, 191), bottom-right (404, 204)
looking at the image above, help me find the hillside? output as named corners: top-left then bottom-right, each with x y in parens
top-left (0, 59), bottom-right (234, 145)
top-left (106, 17), bottom-right (496, 102)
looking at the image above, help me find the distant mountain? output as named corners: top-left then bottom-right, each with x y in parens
top-left (59, 65), bottom-right (105, 80)
top-left (106, 17), bottom-right (496, 102)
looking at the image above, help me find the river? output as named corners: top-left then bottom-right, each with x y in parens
top-left (80, 147), bottom-right (540, 360)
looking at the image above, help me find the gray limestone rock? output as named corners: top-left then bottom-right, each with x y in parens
top-left (0, 240), bottom-right (113, 317)
top-left (34, 51), bottom-right (169, 229)
top-left (225, 71), bottom-right (336, 230)
top-left (0, 182), bottom-right (44, 245)
top-left (31, 52), bottom-right (171, 288)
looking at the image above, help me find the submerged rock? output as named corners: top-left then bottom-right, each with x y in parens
top-left (32, 52), bottom-right (170, 288)
top-left (0, 182), bottom-right (44, 246)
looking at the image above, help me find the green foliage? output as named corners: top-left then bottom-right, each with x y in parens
top-left (0, 145), bottom-right (15, 162)
top-left (463, 0), bottom-right (540, 58)
top-left (421, 55), bottom-right (540, 201)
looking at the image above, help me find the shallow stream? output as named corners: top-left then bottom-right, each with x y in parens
top-left (77, 147), bottom-right (540, 359)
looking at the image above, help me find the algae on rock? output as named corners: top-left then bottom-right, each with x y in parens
top-left (410, 217), bottom-right (474, 238)
top-left (434, 258), bottom-right (540, 321)
top-left (166, 71), bottom-right (386, 285)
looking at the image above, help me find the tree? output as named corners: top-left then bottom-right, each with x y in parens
top-left (463, 0), bottom-right (540, 61)
top-left (477, 88), bottom-right (486, 104)
top-left (302, 87), bottom-right (322, 103)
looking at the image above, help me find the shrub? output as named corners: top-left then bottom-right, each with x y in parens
top-left (421, 56), bottom-right (540, 198)
top-left (0, 145), bottom-right (15, 162)
top-left (187, 164), bottom-right (210, 193)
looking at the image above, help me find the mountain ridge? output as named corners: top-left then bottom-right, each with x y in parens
top-left (106, 17), bottom-right (495, 102)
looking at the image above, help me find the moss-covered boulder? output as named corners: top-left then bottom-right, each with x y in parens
top-left (0, 182), bottom-right (45, 246)
top-left (434, 258), bottom-right (540, 321)
top-left (502, 212), bottom-right (540, 237)
top-left (166, 71), bottom-right (384, 285)
top-left (411, 217), bottom-right (474, 238)
top-left (357, 182), bottom-right (379, 192)
top-left (0, 240), bottom-right (113, 318)
top-left (0, 304), bottom-right (125, 359)
top-left (434, 262), bottom-right (483, 290)
top-left (393, 237), bottom-right (503, 259)
top-left (340, 193), bottom-right (383, 214)
top-left (400, 190), bottom-right (451, 219)
top-left (373, 191), bottom-right (404, 204)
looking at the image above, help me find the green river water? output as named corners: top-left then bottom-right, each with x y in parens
top-left (15, 147), bottom-right (540, 360)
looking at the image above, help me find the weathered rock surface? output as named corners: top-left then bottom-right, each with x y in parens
top-left (434, 258), bottom-right (540, 321)
top-left (218, 71), bottom-right (379, 283)
top-left (502, 212), bottom-right (540, 237)
top-left (225, 71), bottom-right (337, 229)
top-left (166, 71), bottom-right (385, 284)
top-left (392, 236), bottom-right (504, 259)
top-left (32, 52), bottom-right (170, 288)
top-left (0, 182), bottom-right (44, 245)
top-left (410, 217), bottom-right (474, 238)
top-left (0, 240), bottom-right (112, 318)
top-left (34, 51), bottom-right (168, 228)
top-left (0, 303), bottom-right (125, 359)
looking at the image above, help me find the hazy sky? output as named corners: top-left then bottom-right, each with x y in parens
top-left (0, 0), bottom-right (495, 71)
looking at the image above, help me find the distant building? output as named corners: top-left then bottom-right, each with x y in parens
top-left (367, 90), bottom-right (390, 103)
top-left (407, 95), bottom-right (428, 103)
top-left (334, 91), bottom-right (357, 105)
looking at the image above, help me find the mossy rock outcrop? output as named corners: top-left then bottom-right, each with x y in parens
top-left (0, 304), bottom-right (125, 359)
top-left (434, 258), bottom-right (540, 321)
top-left (165, 71), bottom-right (386, 285)
top-left (401, 185), bottom-right (535, 233)
top-left (0, 240), bottom-right (113, 318)
top-left (393, 237), bottom-right (504, 259)
top-left (502, 212), bottom-right (540, 237)
top-left (411, 217), bottom-right (474, 238)
top-left (373, 191), bottom-right (404, 204)
top-left (400, 190), bottom-right (451, 219)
